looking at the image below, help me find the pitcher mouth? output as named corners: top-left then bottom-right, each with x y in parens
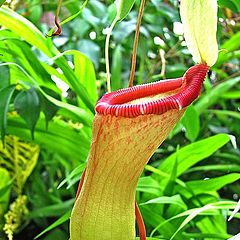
top-left (96, 64), bottom-right (209, 117)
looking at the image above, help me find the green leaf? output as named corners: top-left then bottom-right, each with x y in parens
top-left (183, 233), bottom-right (231, 239)
top-left (215, 32), bottom-right (240, 67)
top-left (0, 168), bottom-right (11, 220)
top-left (195, 77), bottom-right (240, 113)
top-left (111, 45), bottom-right (122, 91)
top-left (28, 199), bottom-right (74, 218)
top-left (180, 0), bottom-right (218, 66)
top-left (218, 0), bottom-right (240, 13)
top-left (169, 201), bottom-right (237, 240)
top-left (0, 85), bottom-right (15, 144)
top-left (0, 6), bottom-right (52, 56)
top-left (73, 50), bottom-right (98, 103)
top-left (137, 176), bottom-right (162, 196)
top-left (186, 173), bottom-right (240, 195)
top-left (38, 88), bottom-right (60, 129)
top-left (115, 0), bottom-right (136, 21)
top-left (209, 110), bottom-right (240, 121)
top-left (0, 0), bottom-right (5, 7)
top-left (181, 106), bottom-right (200, 142)
top-left (140, 195), bottom-right (187, 210)
top-left (0, 65), bottom-right (10, 89)
top-left (163, 148), bottom-right (178, 196)
top-left (34, 210), bottom-right (71, 239)
top-left (228, 199), bottom-right (240, 221)
top-left (14, 88), bottom-right (41, 139)
top-left (159, 134), bottom-right (230, 176)
top-left (57, 163), bottom-right (86, 190)
top-left (7, 115), bottom-right (90, 163)
top-left (151, 201), bottom-right (237, 239)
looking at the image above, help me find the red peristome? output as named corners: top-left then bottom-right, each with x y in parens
top-left (96, 64), bottom-right (209, 117)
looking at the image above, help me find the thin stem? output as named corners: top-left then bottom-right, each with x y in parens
top-left (129, 0), bottom-right (146, 88)
top-left (48, 0), bottom-right (62, 37)
top-left (135, 201), bottom-right (146, 240)
top-left (105, 16), bottom-right (118, 93)
top-left (159, 49), bottom-right (166, 79)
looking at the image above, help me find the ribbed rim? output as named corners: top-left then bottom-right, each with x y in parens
top-left (96, 64), bottom-right (209, 117)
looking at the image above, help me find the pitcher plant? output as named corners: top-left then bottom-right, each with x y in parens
top-left (70, 0), bottom-right (218, 239)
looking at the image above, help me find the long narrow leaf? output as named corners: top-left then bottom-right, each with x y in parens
top-left (34, 211), bottom-right (71, 239)
top-left (0, 85), bottom-right (15, 143)
top-left (159, 134), bottom-right (230, 176)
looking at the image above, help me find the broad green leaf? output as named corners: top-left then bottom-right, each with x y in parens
top-left (186, 164), bottom-right (240, 173)
top-left (0, 8), bottom-right (95, 112)
top-left (151, 201), bottom-right (237, 239)
top-left (196, 76), bottom-right (240, 113)
top-left (215, 32), bottom-right (240, 67)
top-left (111, 45), bottom-right (122, 90)
top-left (169, 201), bottom-right (237, 240)
top-left (222, 91), bottom-right (240, 100)
top-left (140, 195), bottom-right (187, 210)
top-left (50, 51), bottom-right (96, 112)
top-left (34, 210), bottom-right (71, 239)
top-left (28, 199), bottom-right (74, 218)
top-left (5, 40), bottom-right (56, 90)
top-left (180, 0), bottom-right (218, 66)
top-left (0, 85), bottom-right (15, 144)
top-left (73, 50), bottom-right (98, 103)
top-left (142, 206), bottom-right (185, 240)
top-left (0, 65), bottom-right (10, 89)
top-left (38, 88), bottom-right (60, 129)
top-left (7, 116), bottom-right (90, 163)
top-left (163, 148), bottom-right (178, 196)
top-left (159, 134), bottom-right (230, 176)
top-left (209, 110), bottom-right (240, 121)
top-left (181, 106), bottom-right (200, 142)
top-left (0, 0), bottom-right (5, 7)
top-left (186, 173), bottom-right (240, 195)
top-left (137, 176), bottom-right (162, 196)
top-left (14, 88), bottom-right (41, 138)
top-left (0, 6), bottom-right (52, 56)
top-left (115, 0), bottom-right (136, 21)
top-left (60, 0), bottom-right (88, 26)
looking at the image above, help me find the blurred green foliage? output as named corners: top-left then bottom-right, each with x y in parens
top-left (0, 0), bottom-right (239, 239)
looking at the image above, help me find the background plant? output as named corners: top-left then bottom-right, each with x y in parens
top-left (0, 0), bottom-right (239, 239)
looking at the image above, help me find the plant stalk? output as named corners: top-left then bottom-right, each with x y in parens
top-left (129, 0), bottom-right (146, 88)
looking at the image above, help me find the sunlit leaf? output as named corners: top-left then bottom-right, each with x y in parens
top-left (140, 195), bottom-right (187, 210)
top-left (159, 134), bottom-right (230, 176)
top-left (0, 6), bottom-right (51, 56)
top-left (115, 0), bottom-right (136, 21)
top-left (0, 168), bottom-right (11, 217)
top-left (0, 135), bottom-right (39, 194)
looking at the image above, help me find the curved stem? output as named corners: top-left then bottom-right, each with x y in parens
top-left (135, 201), bottom-right (147, 240)
top-left (105, 16), bottom-right (119, 93)
top-left (48, 0), bottom-right (62, 37)
top-left (129, 0), bottom-right (146, 88)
